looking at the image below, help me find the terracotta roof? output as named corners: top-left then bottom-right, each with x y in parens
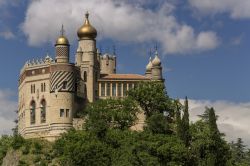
top-left (99, 74), bottom-right (150, 80)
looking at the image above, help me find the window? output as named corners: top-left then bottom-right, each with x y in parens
top-left (60, 109), bottom-right (64, 117)
top-left (118, 83), bottom-right (122, 97)
top-left (62, 81), bottom-right (67, 89)
top-left (31, 84), bottom-right (35, 94)
top-left (43, 83), bottom-right (46, 92)
top-left (66, 109), bottom-right (70, 117)
top-left (123, 83), bottom-right (127, 96)
top-left (41, 83), bottom-right (43, 92)
top-left (40, 99), bottom-right (46, 123)
top-left (83, 71), bottom-right (87, 82)
top-left (128, 83), bottom-right (133, 90)
top-left (30, 101), bottom-right (36, 124)
top-left (101, 83), bottom-right (105, 96)
top-left (106, 83), bottom-right (110, 96)
top-left (112, 83), bottom-right (116, 96)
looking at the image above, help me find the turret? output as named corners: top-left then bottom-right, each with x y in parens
top-left (55, 25), bottom-right (70, 63)
top-left (145, 57), bottom-right (152, 78)
top-left (151, 51), bottom-right (163, 80)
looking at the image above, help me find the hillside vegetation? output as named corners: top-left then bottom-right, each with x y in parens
top-left (1, 82), bottom-right (250, 166)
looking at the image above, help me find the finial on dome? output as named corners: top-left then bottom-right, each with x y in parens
top-left (60, 24), bottom-right (65, 36)
top-left (85, 11), bottom-right (89, 19)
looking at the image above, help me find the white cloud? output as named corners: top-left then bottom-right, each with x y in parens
top-left (21, 0), bottom-right (219, 54)
top-left (0, 89), bottom-right (17, 135)
top-left (189, 0), bottom-right (250, 19)
top-left (0, 30), bottom-right (15, 39)
top-left (187, 99), bottom-right (250, 146)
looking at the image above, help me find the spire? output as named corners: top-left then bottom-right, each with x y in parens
top-left (60, 24), bottom-right (65, 36)
top-left (113, 45), bottom-right (116, 56)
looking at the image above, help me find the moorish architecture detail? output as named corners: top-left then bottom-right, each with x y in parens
top-left (18, 12), bottom-right (164, 141)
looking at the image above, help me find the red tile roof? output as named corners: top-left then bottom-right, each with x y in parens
top-left (99, 74), bottom-right (150, 80)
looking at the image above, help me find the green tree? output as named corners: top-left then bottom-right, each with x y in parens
top-left (85, 98), bottom-right (139, 138)
top-left (128, 81), bottom-right (174, 118)
top-left (180, 97), bottom-right (191, 146)
top-left (190, 107), bottom-right (231, 166)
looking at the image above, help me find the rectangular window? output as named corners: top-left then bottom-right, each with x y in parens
top-left (41, 83), bottom-right (43, 92)
top-left (31, 85), bottom-right (33, 93)
top-left (112, 83), bottom-right (116, 97)
top-left (123, 83), bottom-right (127, 96)
top-left (106, 83), bottom-right (110, 96)
top-left (60, 109), bottom-right (64, 117)
top-left (66, 109), bottom-right (70, 117)
top-left (118, 83), bottom-right (122, 97)
top-left (134, 83), bottom-right (137, 89)
top-left (44, 83), bottom-right (46, 92)
top-left (128, 83), bottom-right (133, 90)
top-left (101, 83), bottom-right (105, 96)
top-left (62, 81), bottom-right (67, 89)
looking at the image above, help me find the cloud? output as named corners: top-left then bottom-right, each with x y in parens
top-left (21, 0), bottom-right (219, 54)
top-left (0, 89), bottom-right (17, 135)
top-left (187, 99), bottom-right (250, 146)
top-left (230, 34), bottom-right (243, 46)
top-left (0, 30), bottom-right (15, 39)
top-left (189, 0), bottom-right (250, 19)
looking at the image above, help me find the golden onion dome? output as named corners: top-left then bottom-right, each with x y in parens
top-left (152, 52), bottom-right (161, 66)
top-left (55, 36), bottom-right (69, 46)
top-left (77, 12), bottom-right (97, 39)
top-left (55, 25), bottom-right (69, 46)
top-left (146, 57), bottom-right (153, 71)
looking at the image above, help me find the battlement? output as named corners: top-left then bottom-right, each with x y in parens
top-left (20, 55), bottom-right (55, 74)
top-left (100, 53), bottom-right (116, 74)
top-left (100, 53), bottom-right (116, 60)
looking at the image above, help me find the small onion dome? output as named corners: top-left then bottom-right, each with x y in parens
top-left (55, 25), bottom-right (69, 46)
top-left (55, 36), bottom-right (69, 46)
top-left (152, 52), bottom-right (161, 66)
top-left (146, 57), bottom-right (153, 71)
top-left (77, 12), bottom-right (97, 39)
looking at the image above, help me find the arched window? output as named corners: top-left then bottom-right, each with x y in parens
top-left (30, 101), bottom-right (36, 124)
top-left (40, 99), bottom-right (46, 123)
top-left (83, 71), bottom-right (87, 82)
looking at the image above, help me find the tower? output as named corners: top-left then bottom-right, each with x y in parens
top-left (145, 57), bottom-right (152, 78)
top-left (76, 12), bottom-right (99, 102)
top-left (151, 51), bottom-right (163, 80)
top-left (55, 25), bottom-right (70, 63)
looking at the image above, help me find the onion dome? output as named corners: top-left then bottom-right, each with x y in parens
top-left (55, 25), bottom-right (69, 46)
top-left (152, 51), bottom-right (161, 66)
top-left (77, 12), bottom-right (97, 39)
top-left (146, 57), bottom-right (153, 71)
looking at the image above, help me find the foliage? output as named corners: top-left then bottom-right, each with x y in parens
top-left (0, 135), bottom-right (12, 165)
top-left (144, 112), bottom-right (172, 135)
top-left (85, 98), bottom-right (139, 138)
top-left (128, 81), bottom-right (174, 118)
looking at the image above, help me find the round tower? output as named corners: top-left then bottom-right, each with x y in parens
top-left (55, 25), bottom-right (70, 63)
top-left (151, 51), bottom-right (163, 80)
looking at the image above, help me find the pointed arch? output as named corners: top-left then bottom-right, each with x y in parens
top-left (40, 99), bottom-right (46, 123)
top-left (30, 100), bottom-right (36, 124)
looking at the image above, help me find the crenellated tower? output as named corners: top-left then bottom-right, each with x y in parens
top-left (76, 12), bottom-right (99, 102)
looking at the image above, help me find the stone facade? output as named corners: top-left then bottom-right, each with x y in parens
top-left (18, 13), bottom-right (163, 141)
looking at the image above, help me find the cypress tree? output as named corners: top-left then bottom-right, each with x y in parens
top-left (181, 96), bottom-right (191, 146)
top-left (175, 99), bottom-right (182, 138)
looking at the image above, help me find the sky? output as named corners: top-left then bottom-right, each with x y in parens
top-left (0, 0), bottom-right (250, 145)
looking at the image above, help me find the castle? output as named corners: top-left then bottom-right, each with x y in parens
top-left (18, 13), bottom-right (164, 141)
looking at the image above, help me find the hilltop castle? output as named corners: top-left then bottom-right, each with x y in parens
top-left (18, 13), bottom-right (164, 141)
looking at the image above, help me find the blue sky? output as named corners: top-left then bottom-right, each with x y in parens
top-left (1, 0), bottom-right (250, 144)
